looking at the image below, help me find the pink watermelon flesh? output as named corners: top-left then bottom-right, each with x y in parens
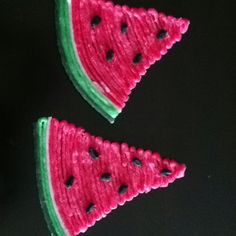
top-left (36, 117), bottom-right (186, 235)
top-left (57, 0), bottom-right (189, 122)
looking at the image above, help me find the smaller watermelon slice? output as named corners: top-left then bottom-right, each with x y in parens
top-left (56, 0), bottom-right (190, 123)
top-left (36, 117), bottom-right (186, 235)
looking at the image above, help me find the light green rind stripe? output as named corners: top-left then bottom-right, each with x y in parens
top-left (56, 0), bottom-right (121, 123)
top-left (36, 118), bottom-right (66, 236)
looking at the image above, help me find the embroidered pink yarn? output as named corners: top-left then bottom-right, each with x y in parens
top-left (36, 117), bottom-right (186, 235)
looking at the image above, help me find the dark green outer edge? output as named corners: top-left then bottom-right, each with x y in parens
top-left (36, 118), bottom-right (66, 236)
top-left (56, 0), bottom-right (121, 123)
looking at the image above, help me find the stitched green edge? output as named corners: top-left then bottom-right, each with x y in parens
top-left (56, 0), bottom-right (121, 123)
top-left (36, 118), bottom-right (66, 236)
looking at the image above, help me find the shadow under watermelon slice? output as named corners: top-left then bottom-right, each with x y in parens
top-left (36, 117), bottom-right (186, 235)
top-left (56, 0), bottom-right (189, 123)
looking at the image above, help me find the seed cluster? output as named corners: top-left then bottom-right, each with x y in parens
top-left (90, 15), bottom-right (168, 65)
top-left (64, 148), bottom-right (171, 215)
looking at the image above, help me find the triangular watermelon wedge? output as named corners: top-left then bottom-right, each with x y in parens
top-left (56, 0), bottom-right (189, 123)
top-left (36, 117), bottom-right (186, 235)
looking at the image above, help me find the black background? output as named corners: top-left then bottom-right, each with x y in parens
top-left (0, 0), bottom-right (235, 235)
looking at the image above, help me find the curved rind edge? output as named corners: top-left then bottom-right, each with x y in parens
top-left (55, 0), bottom-right (120, 123)
top-left (35, 117), bottom-right (66, 236)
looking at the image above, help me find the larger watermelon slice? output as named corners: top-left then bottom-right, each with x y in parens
top-left (36, 117), bottom-right (186, 235)
top-left (56, 0), bottom-right (189, 123)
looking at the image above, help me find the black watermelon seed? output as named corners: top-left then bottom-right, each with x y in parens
top-left (91, 15), bottom-right (102, 28)
top-left (132, 158), bottom-right (142, 167)
top-left (65, 175), bottom-right (74, 188)
top-left (161, 169), bottom-right (172, 176)
top-left (101, 173), bottom-right (112, 182)
top-left (106, 49), bottom-right (114, 61)
top-left (121, 22), bottom-right (128, 34)
top-left (157, 29), bottom-right (168, 40)
top-left (118, 184), bottom-right (128, 195)
top-left (89, 148), bottom-right (99, 160)
top-left (86, 203), bottom-right (95, 214)
top-left (133, 53), bottom-right (142, 64)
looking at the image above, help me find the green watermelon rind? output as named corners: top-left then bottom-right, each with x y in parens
top-left (55, 0), bottom-right (121, 123)
top-left (35, 118), bottom-right (66, 236)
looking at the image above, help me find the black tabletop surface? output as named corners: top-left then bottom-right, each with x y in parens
top-left (0, 0), bottom-right (235, 235)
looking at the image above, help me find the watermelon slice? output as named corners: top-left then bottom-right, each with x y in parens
top-left (56, 0), bottom-right (190, 123)
top-left (36, 117), bottom-right (186, 235)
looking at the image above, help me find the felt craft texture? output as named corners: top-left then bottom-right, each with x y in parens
top-left (36, 117), bottom-right (186, 236)
top-left (57, 0), bottom-right (189, 123)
